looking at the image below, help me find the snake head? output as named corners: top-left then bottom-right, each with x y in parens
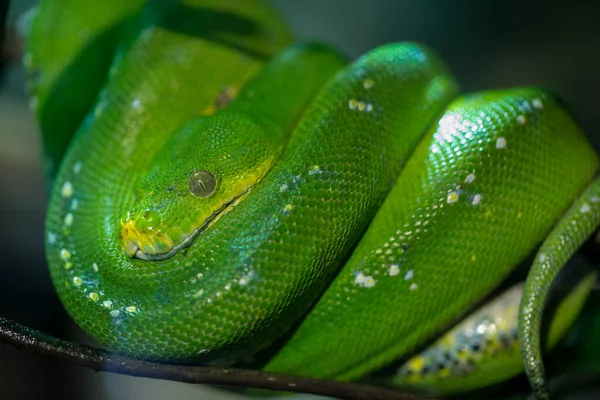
top-left (120, 112), bottom-right (279, 261)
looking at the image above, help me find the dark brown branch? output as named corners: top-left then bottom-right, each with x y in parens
top-left (0, 317), bottom-right (436, 400)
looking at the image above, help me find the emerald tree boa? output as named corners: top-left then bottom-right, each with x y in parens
top-left (24, 1), bottom-right (600, 398)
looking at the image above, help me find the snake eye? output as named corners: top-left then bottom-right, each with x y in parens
top-left (189, 170), bottom-right (216, 197)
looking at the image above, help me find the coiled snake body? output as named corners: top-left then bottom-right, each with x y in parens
top-left (26, 1), bottom-right (600, 398)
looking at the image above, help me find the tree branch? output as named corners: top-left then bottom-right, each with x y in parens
top-left (0, 317), bottom-right (436, 400)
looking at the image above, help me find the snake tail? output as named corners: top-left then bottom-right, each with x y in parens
top-left (519, 176), bottom-right (600, 400)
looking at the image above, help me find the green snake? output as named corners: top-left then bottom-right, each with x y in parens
top-left (25, 0), bottom-right (600, 398)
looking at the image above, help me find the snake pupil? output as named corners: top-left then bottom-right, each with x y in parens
top-left (189, 170), bottom-right (216, 197)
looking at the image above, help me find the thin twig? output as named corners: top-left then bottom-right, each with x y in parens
top-left (0, 317), bottom-right (437, 400)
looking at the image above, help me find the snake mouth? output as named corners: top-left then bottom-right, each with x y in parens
top-left (122, 190), bottom-right (249, 261)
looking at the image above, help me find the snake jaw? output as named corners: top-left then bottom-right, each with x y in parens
top-left (124, 236), bottom-right (139, 258)
top-left (121, 194), bottom-right (246, 261)
top-left (120, 219), bottom-right (176, 260)
top-left (120, 184), bottom-right (257, 261)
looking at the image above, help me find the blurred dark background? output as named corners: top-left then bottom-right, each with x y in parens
top-left (1, 0), bottom-right (599, 399)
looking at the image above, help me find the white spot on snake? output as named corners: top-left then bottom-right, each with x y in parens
top-left (126, 305), bottom-right (137, 313)
top-left (431, 144), bottom-right (439, 153)
top-left (132, 97), bottom-right (142, 109)
top-left (70, 199), bottom-right (79, 211)
top-left (110, 310), bottom-right (120, 318)
top-left (89, 293), bottom-right (99, 301)
top-left (47, 232), bottom-right (57, 245)
top-left (239, 271), bottom-right (257, 286)
top-left (389, 264), bottom-right (400, 276)
top-left (354, 272), bottom-right (375, 287)
top-left (363, 78), bottom-right (374, 89)
top-left (92, 263), bottom-right (99, 272)
top-left (279, 183), bottom-right (288, 192)
top-left (60, 248), bottom-right (71, 261)
top-left (308, 165), bottom-right (322, 175)
top-left (465, 173), bottom-right (475, 184)
top-left (354, 272), bottom-right (366, 285)
top-left (72, 161), bottom-right (83, 175)
top-left (61, 181), bottom-right (73, 198)
top-left (404, 269), bottom-right (414, 280)
top-left (102, 301), bottom-right (113, 308)
top-left (447, 191), bottom-right (459, 204)
top-left (197, 349), bottom-right (210, 355)
top-left (349, 99), bottom-right (373, 113)
top-left (375, 248), bottom-right (382, 254)
top-left (73, 277), bottom-right (82, 287)
top-left (193, 289), bottom-right (204, 298)
top-left (516, 115), bottom-right (526, 125)
top-left (472, 194), bottom-right (482, 206)
top-left (64, 213), bottom-right (74, 227)
top-left (410, 283), bottom-right (418, 290)
top-left (580, 203), bottom-right (591, 213)
top-left (591, 196), bottom-right (600, 203)
top-left (539, 253), bottom-right (547, 263)
top-left (532, 98), bottom-right (544, 109)
top-left (496, 137), bottom-right (507, 149)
